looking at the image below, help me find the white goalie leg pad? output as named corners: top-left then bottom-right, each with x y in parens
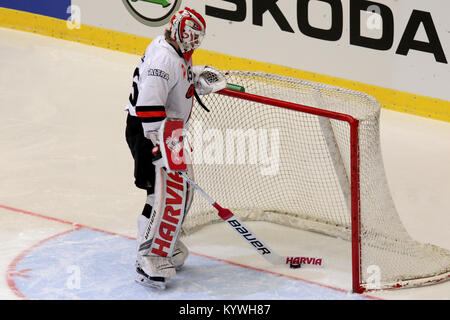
top-left (171, 153), bottom-right (193, 270)
top-left (137, 164), bottom-right (190, 278)
top-left (136, 193), bottom-right (155, 253)
top-left (136, 196), bottom-right (175, 280)
top-left (172, 239), bottom-right (189, 270)
top-left (137, 214), bottom-right (148, 253)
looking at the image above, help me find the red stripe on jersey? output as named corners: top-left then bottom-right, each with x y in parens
top-left (136, 111), bottom-right (167, 118)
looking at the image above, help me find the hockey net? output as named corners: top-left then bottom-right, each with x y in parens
top-left (181, 71), bottom-right (450, 293)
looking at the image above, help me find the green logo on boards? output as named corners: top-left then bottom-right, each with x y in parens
top-left (130, 0), bottom-right (171, 8)
top-left (122, 0), bottom-right (181, 27)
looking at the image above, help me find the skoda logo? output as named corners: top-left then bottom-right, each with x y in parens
top-left (122, 0), bottom-right (182, 27)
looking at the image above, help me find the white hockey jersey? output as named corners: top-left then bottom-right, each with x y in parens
top-left (126, 35), bottom-right (195, 134)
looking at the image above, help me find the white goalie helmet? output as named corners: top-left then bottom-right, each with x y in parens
top-left (169, 7), bottom-right (206, 56)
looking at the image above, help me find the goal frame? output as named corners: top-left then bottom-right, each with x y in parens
top-left (216, 87), bottom-right (364, 293)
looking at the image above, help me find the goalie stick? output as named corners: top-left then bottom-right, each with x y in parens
top-left (178, 171), bottom-right (324, 269)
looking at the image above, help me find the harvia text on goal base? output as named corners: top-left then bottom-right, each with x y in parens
top-left (286, 256), bottom-right (323, 267)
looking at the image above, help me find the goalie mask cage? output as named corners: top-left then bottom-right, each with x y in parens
top-left (182, 71), bottom-right (450, 293)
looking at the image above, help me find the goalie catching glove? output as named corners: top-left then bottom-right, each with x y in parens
top-left (192, 65), bottom-right (227, 95)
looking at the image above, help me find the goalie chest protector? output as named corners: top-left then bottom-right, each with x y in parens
top-left (127, 35), bottom-right (195, 131)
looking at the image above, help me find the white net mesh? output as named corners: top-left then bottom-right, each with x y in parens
top-left (182, 71), bottom-right (450, 291)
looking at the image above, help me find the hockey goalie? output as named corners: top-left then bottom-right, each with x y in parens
top-left (124, 7), bottom-right (226, 289)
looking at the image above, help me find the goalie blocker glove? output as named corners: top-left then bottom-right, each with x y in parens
top-left (151, 118), bottom-right (187, 172)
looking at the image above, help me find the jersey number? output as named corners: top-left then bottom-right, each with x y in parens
top-left (129, 67), bottom-right (140, 107)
